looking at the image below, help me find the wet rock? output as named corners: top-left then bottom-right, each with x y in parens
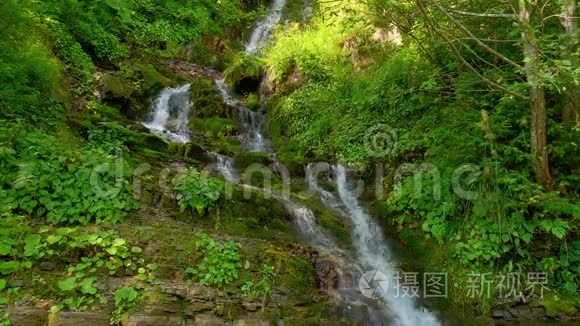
top-left (182, 142), bottom-right (209, 163)
top-left (9, 279), bottom-right (24, 287)
top-left (194, 314), bottom-right (225, 325)
top-left (492, 309), bottom-right (505, 319)
top-left (6, 307), bottom-right (47, 326)
top-left (184, 300), bottom-right (214, 314)
top-left (241, 300), bottom-right (260, 312)
top-left (123, 314), bottom-right (182, 326)
top-left (213, 305), bottom-right (225, 317)
top-left (232, 318), bottom-right (269, 326)
top-left (270, 294), bottom-right (289, 305)
top-left (39, 261), bottom-right (56, 271)
top-left (49, 311), bottom-right (110, 326)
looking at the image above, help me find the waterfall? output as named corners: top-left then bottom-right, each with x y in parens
top-left (214, 78), bottom-right (269, 152)
top-left (214, 78), bottom-right (239, 107)
top-left (212, 153), bottom-right (239, 183)
top-left (143, 84), bottom-right (192, 143)
top-left (212, 153), bottom-right (332, 247)
top-left (305, 163), bottom-right (440, 326)
top-left (246, 0), bottom-right (287, 54)
top-left (207, 51), bottom-right (439, 322)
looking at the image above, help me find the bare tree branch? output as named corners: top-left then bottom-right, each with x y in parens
top-left (454, 37), bottom-right (519, 43)
top-left (416, 0), bottom-right (529, 100)
top-left (427, 0), bottom-right (523, 70)
top-left (449, 9), bottom-right (514, 18)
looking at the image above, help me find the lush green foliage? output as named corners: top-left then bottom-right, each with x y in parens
top-left (0, 0), bottom-right (62, 124)
top-left (265, 23), bottom-right (349, 83)
top-left (174, 168), bottom-right (223, 215)
top-left (224, 51), bottom-right (264, 86)
top-left (0, 123), bottom-right (136, 225)
top-left (265, 0), bottom-right (579, 307)
top-left (0, 214), bottom-right (152, 311)
top-left (39, 0), bottom-right (242, 61)
top-left (241, 264), bottom-right (275, 299)
top-left (185, 233), bottom-right (241, 287)
top-left (111, 286), bottom-right (139, 325)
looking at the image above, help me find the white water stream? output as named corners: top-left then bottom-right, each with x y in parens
top-left (141, 0), bottom-right (441, 322)
top-left (214, 79), bottom-right (269, 151)
top-left (245, 0), bottom-right (287, 54)
top-left (306, 164), bottom-right (440, 325)
top-left (142, 84), bottom-right (192, 143)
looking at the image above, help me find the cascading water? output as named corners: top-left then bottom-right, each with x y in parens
top-left (306, 163), bottom-right (440, 326)
top-left (143, 84), bottom-right (192, 143)
top-left (207, 102), bottom-right (396, 323)
top-left (245, 0), bottom-right (287, 54)
top-left (161, 0), bottom-right (441, 318)
top-left (214, 78), bottom-right (269, 152)
top-left (211, 153), bottom-right (239, 183)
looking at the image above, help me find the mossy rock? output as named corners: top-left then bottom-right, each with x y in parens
top-left (233, 151), bottom-right (273, 170)
top-left (290, 195), bottom-right (352, 248)
top-left (134, 63), bottom-right (173, 89)
top-left (189, 77), bottom-right (224, 117)
top-left (128, 132), bottom-right (169, 153)
top-left (539, 292), bottom-right (577, 318)
top-left (99, 61), bottom-right (173, 120)
top-left (169, 142), bottom-right (209, 163)
top-left (240, 165), bottom-right (282, 189)
top-left (262, 246), bottom-right (315, 295)
top-left (189, 117), bottom-right (239, 136)
top-left (213, 137), bottom-right (242, 156)
top-left (101, 74), bottom-right (134, 99)
top-left (210, 184), bottom-right (295, 239)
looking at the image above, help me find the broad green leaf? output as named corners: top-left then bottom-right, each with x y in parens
top-left (58, 277), bottom-right (77, 291)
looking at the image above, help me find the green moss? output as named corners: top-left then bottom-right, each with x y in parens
top-left (241, 165), bottom-right (282, 189)
top-left (223, 51), bottom-right (264, 87)
top-left (316, 211), bottom-right (350, 246)
top-left (169, 142), bottom-right (208, 163)
top-left (268, 112), bottom-right (307, 176)
top-left (128, 133), bottom-right (169, 153)
top-left (262, 246), bottom-right (315, 295)
top-left (539, 292), bottom-right (577, 317)
top-left (94, 102), bottom-right (123, 121)
top-left (189, 77), bottom-right (223, 115)
top-left (190, 117), bottom-right (238, 135)
top-left (245, 93), bottom-right (259, 111)
top-left (137, 148), bottom-right (168, 160)
top-left (290, 194), bottom-right (352, 248)
top-left (101, 74), bottom-right (134, 98)
top-left (233, 151), bottom-right (272, 170)
top-left (208, 184), bottom-right (295, 241)
top-left (214, 136), bottom-right (242, 155)
top-left (132, 62), bottom-right (173, 89)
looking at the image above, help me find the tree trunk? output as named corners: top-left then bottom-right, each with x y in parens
top-left (560, 0), bottom-right (579, 126)
top-left (518, 0), bottom-right (554, 189)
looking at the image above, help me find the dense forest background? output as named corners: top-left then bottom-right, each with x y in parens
top-left (0, 0), bottom-right (578, 323)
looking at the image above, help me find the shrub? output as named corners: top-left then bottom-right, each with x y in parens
top-left (0, 127), bottom-right (136, 225)
top-left (185, 233), bottom-right (241, 287)
top-left (174, 168), bottom-right (223, 215)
